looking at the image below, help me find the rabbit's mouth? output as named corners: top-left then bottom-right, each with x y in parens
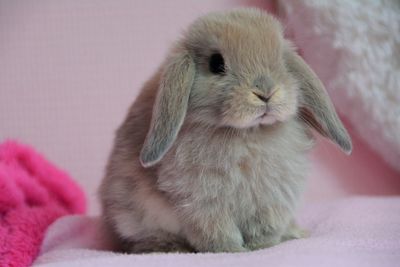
top-left (259, 112), bottom-right (267, 119)
top-left (257, 111), bottom-right (277, 125)
top-left (239, 108), bottom-right (276, 128)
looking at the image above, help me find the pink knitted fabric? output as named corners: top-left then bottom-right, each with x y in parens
top-left (0, 141), bottom-right (86, 267)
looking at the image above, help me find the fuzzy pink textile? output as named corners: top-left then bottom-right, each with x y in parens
top-left (0, 141), bottom-right (86, 267)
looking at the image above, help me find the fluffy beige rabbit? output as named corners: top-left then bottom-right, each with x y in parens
top-left (99, 8), bottom-right (352, 253)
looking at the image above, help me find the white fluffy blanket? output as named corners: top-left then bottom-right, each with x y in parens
top-left (278, 0), bottom-right (400, 171)
top-left (33, 197), bottom-right (400, 267)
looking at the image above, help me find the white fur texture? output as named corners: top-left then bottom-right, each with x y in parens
top-left (278, 0), bottom-right (400, 171)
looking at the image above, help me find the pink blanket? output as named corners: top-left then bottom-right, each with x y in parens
top-left (0, 141), bottom-right (86, 267)
top-left (34, 197), bottom-right (400, 267)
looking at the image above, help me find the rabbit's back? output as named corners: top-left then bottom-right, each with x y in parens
top-left (99, 71), bottom-right (186, 250)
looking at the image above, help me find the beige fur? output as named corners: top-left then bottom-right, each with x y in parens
top-left (99, 8), bottom-right (352, 253)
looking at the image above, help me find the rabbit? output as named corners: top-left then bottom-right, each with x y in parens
top-left (99, 8), bottom-right (352, 253)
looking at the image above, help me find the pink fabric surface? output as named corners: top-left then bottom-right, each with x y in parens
top-left (33, 197), bottom-right (400, 267)
top-left (0, 141), bottom-right (86, 267)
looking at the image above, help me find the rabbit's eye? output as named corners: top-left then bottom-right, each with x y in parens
top-left (209, 53), bottom-right (225, 75)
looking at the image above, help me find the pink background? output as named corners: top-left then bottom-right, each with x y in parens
top-left (1, 0), bottom-right (399, 214)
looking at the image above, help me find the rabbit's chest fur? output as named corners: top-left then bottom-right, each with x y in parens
top-left (158, 119), bottom-right (312, 241)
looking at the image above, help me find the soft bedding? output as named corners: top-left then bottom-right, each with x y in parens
top-left (33, 197), bottom-right (400, 267)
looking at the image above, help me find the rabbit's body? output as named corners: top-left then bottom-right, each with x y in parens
top-left (159, 118), bottom-right (311, 251)
top-left (100, 8), bottom-right (351, 253)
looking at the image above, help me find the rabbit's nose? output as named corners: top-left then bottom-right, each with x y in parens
top-left (253, 75), bottom-right (274, 94)
top-left (253, 92), bottom-right (270, 103)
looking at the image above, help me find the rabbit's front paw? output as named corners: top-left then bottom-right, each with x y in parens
top-left (184, 221), bottom-right (247, 253)
top-left (281, 222), bottom-right (309, 241)
top-left (245, 235), bottom-right (280, 251)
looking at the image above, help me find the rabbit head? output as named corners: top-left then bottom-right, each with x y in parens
top-left (140, 8), bottom-right (352, 167)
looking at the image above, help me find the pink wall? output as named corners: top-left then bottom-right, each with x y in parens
top-left (1, 0), bottom-right (398, 214)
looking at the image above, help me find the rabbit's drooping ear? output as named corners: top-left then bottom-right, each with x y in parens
top-left (140, 50), bottom-right (195, 167)
top-left (285, 50), bottom-right (352, 154)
